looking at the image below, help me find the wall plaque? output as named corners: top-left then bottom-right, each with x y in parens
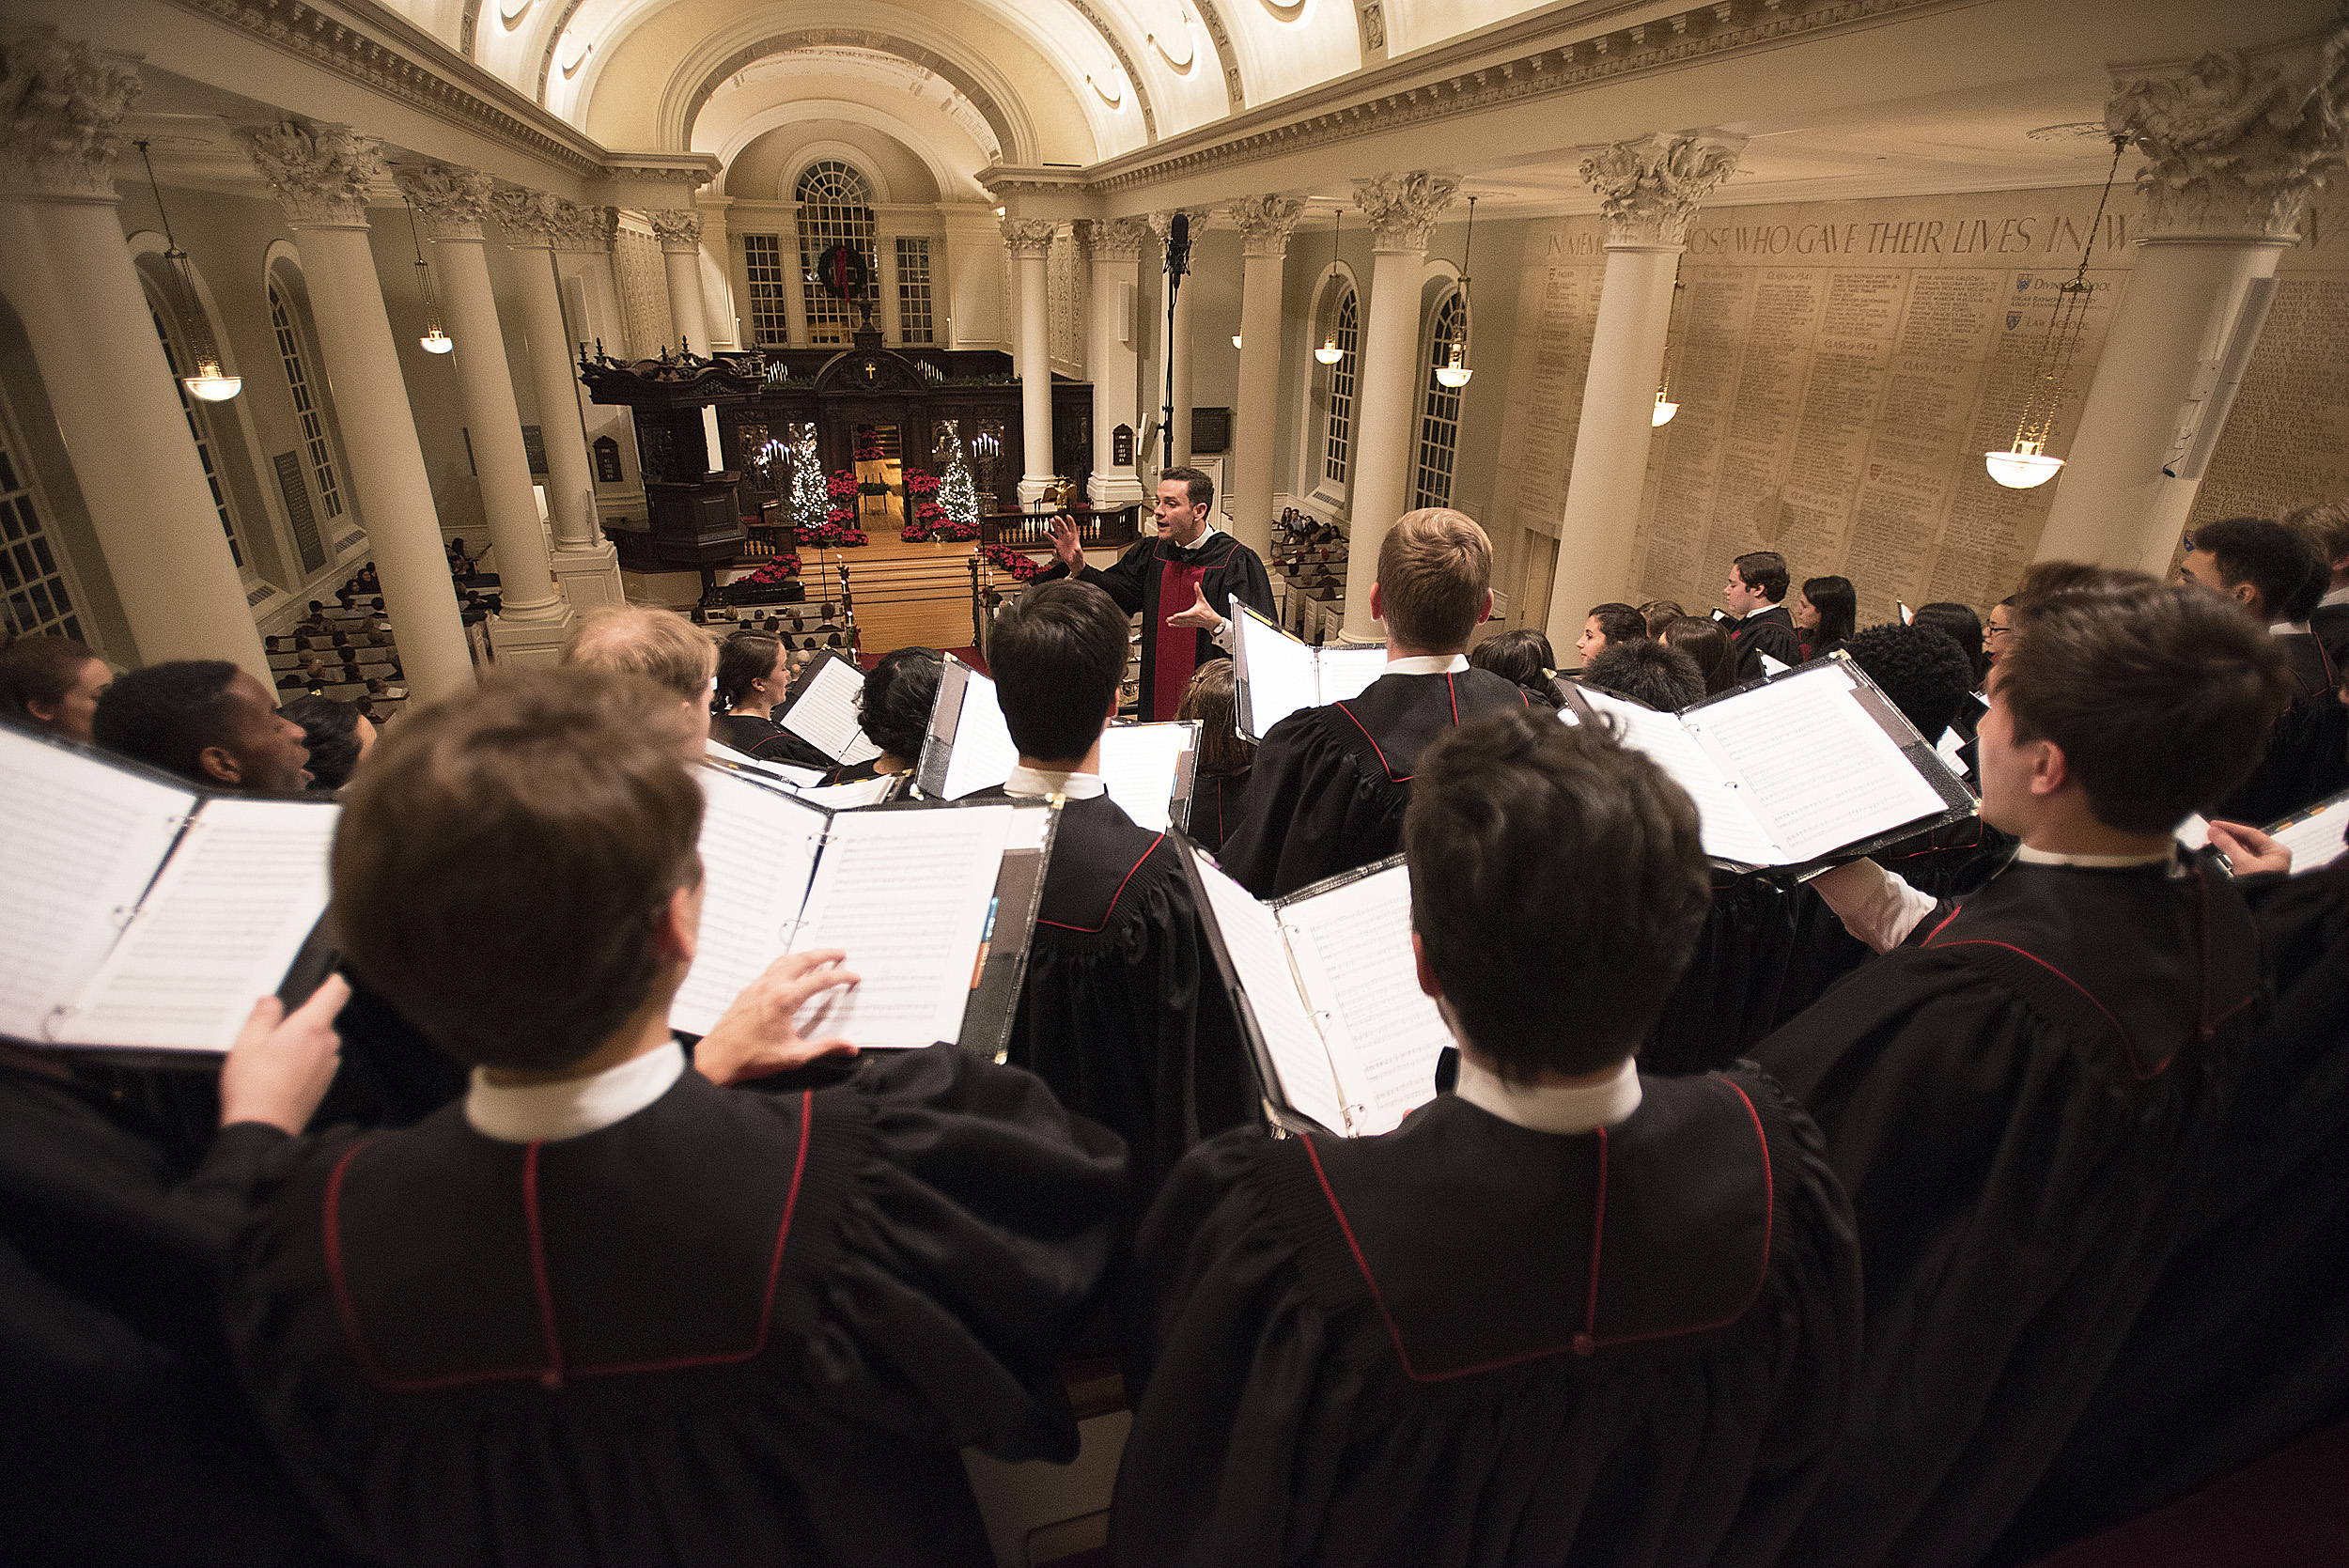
top-left (593, 434), bottom-right (624, 484)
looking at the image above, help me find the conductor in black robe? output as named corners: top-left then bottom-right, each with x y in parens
top-left (1037, 467), bottom-right (1274, 722)
top-left (970, 580), bottom-right (1253, 1206)
top-left (1721, 550), bottom-right (1801, 679)
top-left (1221, 509), bottom-right (1531, 898)
top-left (1114, 709), bottom-right (1862, 1568)
top-left (1751, 580), bottom-right (2296, 1568)
top-left (226, 669), bottom-right (1126, 1568)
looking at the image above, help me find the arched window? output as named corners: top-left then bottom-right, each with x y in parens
top-left (269, 281), bottom-right (345, 540)
top-left (1413, 290), bottom-right (1466, 510)
top-left (796, 161), bottom-right (877, 347)
top-left (0, 401), bottom-right (89, 644)
top-left (144, 287), bottom-right (249, 573)
top-left (1321, 286), bottom-right (1360, 487)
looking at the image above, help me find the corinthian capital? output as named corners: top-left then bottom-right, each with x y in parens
top-left (1579, 132), bottom-right (1743, 246)
top-left (0, 31), bottom-right (139, 200)
top-left (2108, 27), bottom-right (2349, 239)
top-left (490, 186), bottom-right (572, 247)
top-left (556, 202), bottom-right (616, 255)
top-left (648, 208), bottom-right (702, 251)
top-left (1352, 172), bottom-right (1460, 253)
top-left (236, 120), bottom-right (385, 226)
top-left (395, 163), bottom-right (494, 241)
top-left (1000, 216), bottom-right (1058, 258)
top-left (1081, 215), bottom-right (1153, 263)
top-left (1229, 194), bottom-right (1306, 260)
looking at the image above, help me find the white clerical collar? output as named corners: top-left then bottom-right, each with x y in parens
top-left (2015, 844), bottom-right (2176, 869)
top-left (466, 1041), bottom-right (687, 1143)
top-left (2271, 620), bottom-right (2312, 636)
top-left (1385, 654), bottom-right (1471, 675)
top-left (1454, 1054), bottom-right (1641, 1136)
top-left (2322, 584), bottom-right (2349, 609)
top-left (1004, 763), bottom-right (1108, 800)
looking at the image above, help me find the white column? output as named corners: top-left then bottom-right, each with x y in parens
top-left (2036, 42), bottom-right (2347, 574)
top-left (1150, 210), bottom-right (1201, 467)
top-left (1229, 196), bottom-right (1305, 561)
top-left (779, 207), bottom-right (811, 347)
top-left (696, 194), bottom-right (736, 349)
top-left (0, 39), bottom-right (266, 678)
top-left (1084, 217), bottom-right (1151, 507)
top-left (237, 122), bottom-right (473, 699)
top-left (1003, 216), bottom-right (1058, 505)
top-left (1544, 132), bottom-right (1743, 652)
top-left (1343, 173), bottom-right (1459, 641)
top-left (397, 163), bottom-right (570, 666)
top-left (493, 189), bottom-right (625, 611)
top-left (651, 208), bottom-right (709, 355)
top-left (556, 208), bottom-right (648, 541)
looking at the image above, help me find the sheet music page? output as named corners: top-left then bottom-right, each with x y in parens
top-left (2272, 794), bottom-right (2349, 875)
top-left (1686, 665), bottom-right (1946, 865)
top-left (64, 799), bottom-right (338, 1051)
top-left (782, 656), bottom-right (882, 765)
top-left (793, 773), bottom-right (899, 810)
top-left (0, 731), bottom-right (195, 1043)
top-left (1278, 863), bottom-right (1451, 1136)
top-left (1759, 652), bottom-right (1793, 676)
top-left (1097, 723), bottom-right (1192, 832)
top-left (2174, 815), bottom-right (2213, 851)
top-left (707, 745), bottom-right (827, 791)
top-left (670, 768), bottom-right (825, 1036)
top-left (1935, 725), bottom-right (1969, 771)
top-left (941, 667), bottom-right (1020, 800)
top-left (1190, 851), bottom-right (1349, 1135)
top-left (791, 805), bottom-right (1014, 1048)
top-left (1235, 607), bottom-right (1320, 739)
top-left (1577, 690), bottom-right (1784, 866)
top-left (1315, 645), bottom-right (1391, 707)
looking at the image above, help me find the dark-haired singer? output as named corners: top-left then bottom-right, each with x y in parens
top-left (1041, 467), bottom-right (1273, 722)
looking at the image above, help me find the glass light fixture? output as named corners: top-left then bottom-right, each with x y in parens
top-left (405, 200), bottom-right (455, 353)
top-left (134, 140), bottom-right (241, 401)
top-left (1315, 207), bottom-right (1346, 364)
top-left (1435, 195), bottom-right (1477, 388)
top-left (1983, 134), bottom-right (2126, 490)
top-left (1232, 334), bottom-right (1243, 349)
top-left (1652, 395), bottom-right (1679, 427)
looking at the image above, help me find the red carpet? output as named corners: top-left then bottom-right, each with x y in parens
top-left (2024, 1422), bottom-right (2349, 1567)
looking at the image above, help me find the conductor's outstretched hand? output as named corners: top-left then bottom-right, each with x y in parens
top-left (696, 949), bottom-right (862, 1086)
top-left (1048, 514), bottom-right (1085, 571)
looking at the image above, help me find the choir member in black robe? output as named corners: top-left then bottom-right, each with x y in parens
top-left (973, 581), bottom-right (1252, 1204)
top-left (2181, 518), bottom-right (2348, 820)
top-left (1114, 709), bottom-right (1861, 1568)
top-left (2294, 500), bottom-right (2349, 672)
top-left (1174, 659), bottom-right (1252, 855)
top-left (0, 982), bottom-right (350, 1568)
top-left (226, 668), bottom-right (1126, 1568)
top-left (1038, 467), bottom-right (1274, 722)
top-left (1751, 580), bottom-right (2296, 1568)
top-left (560, 602), bottom-right (719, 756)
top-left (1221, 509), bottom-right (1532, 898)
top-left (1721, 550), bottom-right (1801, 679)
top-left (707, 629), bottom-right (802, 758)
top-left (820, 645), bottom-right (941, 789)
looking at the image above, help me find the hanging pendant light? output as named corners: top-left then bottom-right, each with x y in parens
top-left (1984, 134), bottom-right (2127, 489)
top-left (406, 200), bottom-right (455, 354)
top-left (134, 140), bottom-right (241, 401)
top-left (1315, 208), bottom-right (1346, 365)
top-left (1436, 195), bottom-right (1477, 389)
top-left (1652, 263), bottom-right (1686, 427)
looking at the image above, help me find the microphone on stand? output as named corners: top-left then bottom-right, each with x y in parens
top-left (1167, 211), bottom-right (1192, 281)
top-left (1158, 212), bottom-right (1192, 474)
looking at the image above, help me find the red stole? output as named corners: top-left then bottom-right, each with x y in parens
top-left (1151, 554), bottom-right (1208, 722)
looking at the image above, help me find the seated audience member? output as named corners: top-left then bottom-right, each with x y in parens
top-left (708, 630), bottom-right (827, 768)
top-left (226, 669), bottom-right (1126, 1568)
top-left (0, 634), bottom-right (109, 742)
top-left (1911, 600), bottom-right (1988, 690)
top-left (1115, 709), bottom-right (1861, 1568)
top-left (974, 582), bottom-right (1251, 1203)
top-left (444, 536), bottom-right (472, 574)
top-left (1465, 626), bottom-right (1563, 709)
top-left (1221, 510), bottom-right (1532, 898)
top-left (2179, 515), bottom-right (2333, 696)
top-left (278, 695), bottom-right (375, 793)
top-left (1751, 581), bottom-right (2294, 1568)
top-left (1638, 598), bottom-right (1686, 637)
top-left (828, 645), bottom-right (943, 785)
top-left (1579, 639), bottom-right (1703, 711)
top-left (1175, 659), bottom-right (1254, 852)
top-left (560, 604), bottom-right (714, 757)
top-left (1722, 551), bottom-right (1801, 677)
top-left (92, 661), bottom-right (312, 794)
top-left (2290, 497), bottom-right (2349, 671)
top-left (1662, 613), bottom-right (1741, 695)
top-left (1795, 574), bottom-right (1856, 661)
top-left (1573, 600), bottom-right (1647, 667)
top-left (2, 971), bottom-right (350, 1568)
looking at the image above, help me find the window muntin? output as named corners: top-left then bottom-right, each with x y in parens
top-left (1322, 287), bottom-right (1360, 486)
top-left (796, 162), bottom-right (877, 347)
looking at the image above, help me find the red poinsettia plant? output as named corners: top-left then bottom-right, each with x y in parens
top-left (852, 428), bottom-right (886, 464)
top-left (902, 468), bottom-right (941, 500)
top-left (801, 515), bottom-right (870, 549)
top-left (744, 552), bottom-right (801, 585)
top-left (825, 470), bottom-right (860, 500)
top-left (981, 544), bottom-right (1044, 582)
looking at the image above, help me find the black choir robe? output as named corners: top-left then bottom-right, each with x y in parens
top-left (2278, 626), bottom-right (2337, 702)
top-left (1220, 669), bottom-right (1533, 898)
top-left (1728, 604), bottom-right (1801, 680)
top-left (1992, 864), bottom-right (2349, 1560)
top-left (1186, 768), bottom-right (1251, 856)
top-left (2211, 688), bottom-right (2349, 825)
top-left (226, 1048), bottom-right (1125, 1568)
top-left (1038, 530), bottom-right (1274, 722)
top-left (976, 789), bottom-right (1254, 1204)
top-left (711, 711), bottom-right (835, 772)
top-left (1751, 854), bottom-right (2263, 1568)
top-left (1112, 1069), bottom-right (1862, 1568)
top-left (0, 1054), bottom-right (342, 1568)
top-left (1641, 871), bottom-right (1803, 1077)
top-left (2310, 598), bottom-right (2349, 675)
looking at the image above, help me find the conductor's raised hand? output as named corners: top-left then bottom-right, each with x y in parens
top-left (2207, 819), bottom-right (2295, 877)
top-left (695, 948), bottom-right (862, 1086)
top-left (1166, 582), bottom-right (1223, 633)
top-left (219, 973), bottom-right (349, 1136)
top-left (1047, 513), bottom-right (1085, 571)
